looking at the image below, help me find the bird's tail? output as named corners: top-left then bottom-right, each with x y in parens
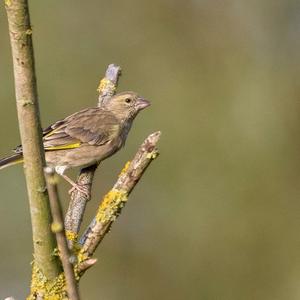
top-left (0, 153), bottom-right (23, 170)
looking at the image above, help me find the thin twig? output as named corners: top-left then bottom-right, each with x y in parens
top-left (5, 0), bottom-right (60, 279)
top-left (45, 167), bottom-right (80, 300)
top-left (77, 131), bottom-right (161, 273)
top-left (65, 64), bottom-right (121, 249)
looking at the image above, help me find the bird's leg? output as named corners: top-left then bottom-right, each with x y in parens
top-left (55, 166), bottom-right (90, 198)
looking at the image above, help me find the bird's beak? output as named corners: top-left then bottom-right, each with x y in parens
top-left (136, 97), bottom-right (151, 111)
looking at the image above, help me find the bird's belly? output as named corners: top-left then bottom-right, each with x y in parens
top-left (45, 141), bottom-right (122, 169)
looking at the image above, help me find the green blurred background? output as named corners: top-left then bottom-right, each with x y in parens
top-left (1, 0), bottom-right (300, 299)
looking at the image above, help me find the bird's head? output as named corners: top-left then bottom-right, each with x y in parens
top-left (102, 91), bottom-right (150, 120)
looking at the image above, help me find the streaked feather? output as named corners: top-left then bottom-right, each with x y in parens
top-left (0, 153), bottom-right (23, 169)
top-left (15, 107), bottom-right (122, 153)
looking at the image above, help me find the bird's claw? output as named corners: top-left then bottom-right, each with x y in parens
top-left (68, 183), bottom-right (91, 199)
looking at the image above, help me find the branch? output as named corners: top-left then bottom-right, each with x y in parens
top-left (64, 164), bottom-right (97, 247)
top-left (97, 63), bottom-right (122, 106)
top-left (77, 131), bottom-right (161, 273)
top-left (65, 64), bottom-right (121, 249)
top-left (4, 0), bottom-right (60, 278)
top-left (45, 167), bottom-right (80, 300)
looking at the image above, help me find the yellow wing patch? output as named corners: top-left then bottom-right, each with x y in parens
top-left (44, 125), bottom-right (82, 150)
top-left (45, 143), bottom-right (81, 151)
top-left (44, 127), bottom-right (59, 138)
top-left (12, 157), bottom-right (24, 165)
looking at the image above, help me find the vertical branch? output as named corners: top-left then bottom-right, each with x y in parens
top-left (65, 64), bottom-right (121, 249)
top-left (4, 0), bottom-right (61, 278)
top-left (45, 168), bottom-right (80, 300)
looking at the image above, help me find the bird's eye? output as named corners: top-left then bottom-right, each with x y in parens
top-left (125, 98), bottom-right (131, 103)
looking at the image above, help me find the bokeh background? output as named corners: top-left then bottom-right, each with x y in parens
top-left (1, 0), bottom-right (300, 299)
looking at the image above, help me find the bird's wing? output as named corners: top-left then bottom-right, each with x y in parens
top-left (14, 108), bottom-right (121, 153)
top-left (43, 108), bottom-right (121, 150)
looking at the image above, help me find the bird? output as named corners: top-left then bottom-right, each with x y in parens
top-left (0, 91), bottom-right (150, 195)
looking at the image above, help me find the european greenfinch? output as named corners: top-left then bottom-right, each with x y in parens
top-left (0, 91), bottom-right (150, 193)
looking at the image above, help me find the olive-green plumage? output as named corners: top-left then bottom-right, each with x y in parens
top-left (0, 91), bottom-right (150, 190)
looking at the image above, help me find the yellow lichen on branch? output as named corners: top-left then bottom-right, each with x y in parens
top-left (97, 78), bottom-right (116, 94)
top-left (65, 230), bottom-right (78, 243)
top-left (119, 160), bottom-right (131, 177)
top-left (27, 264), bottom-right (67, 300)
top-left (96, 189), bottom-right (128, 223)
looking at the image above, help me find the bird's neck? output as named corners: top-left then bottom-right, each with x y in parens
top-left (121, 118), bottom-right (133, 138)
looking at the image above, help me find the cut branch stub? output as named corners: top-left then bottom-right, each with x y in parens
top-left (97, 64), bottom-right (122, 106)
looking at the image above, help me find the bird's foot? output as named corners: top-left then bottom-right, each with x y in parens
top-left (68, 183), bottom-right (91, 199)
top-left (58, 172), bottom-right (91, 199)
